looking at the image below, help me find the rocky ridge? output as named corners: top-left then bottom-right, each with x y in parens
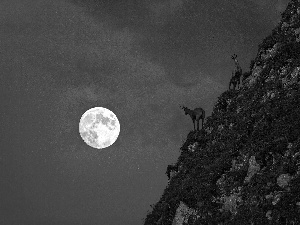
top-left (143, 0), bottom-right (300, 224)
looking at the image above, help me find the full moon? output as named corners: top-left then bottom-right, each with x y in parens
top-left (79, 107), bottom-right (120, 149)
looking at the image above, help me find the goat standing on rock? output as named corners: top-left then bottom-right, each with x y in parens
top-left (229, 54), bottom-right (242, 90)
top-left (180, 105), bottom-right (205, 131)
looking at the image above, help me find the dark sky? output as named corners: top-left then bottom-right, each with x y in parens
top-left (2, 0), bottom-right (289, 224)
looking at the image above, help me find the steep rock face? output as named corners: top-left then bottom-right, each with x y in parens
top-left (143, 0), bottom-right (300, 224)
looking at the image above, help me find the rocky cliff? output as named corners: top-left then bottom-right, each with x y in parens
top-left (143, 0), bottom-right (300, 224)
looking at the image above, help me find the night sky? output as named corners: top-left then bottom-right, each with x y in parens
top-left (2, 0), bottom-right (289, 224)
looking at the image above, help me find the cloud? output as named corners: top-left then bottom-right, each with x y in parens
top-left (274, 0), bottom-right (289, 14)
top-left (64, 85), bottom-right (109, 104)
top-left (247, 0), bottom-right (290, 25)
top-left (0, 0), bottom-right (46, 24)
top-left (147, 0), bottom-right (186, 25)
top-left (0, 0), bottom-right (164, 103)
top-left (2, 0), bottom-right (223, 161)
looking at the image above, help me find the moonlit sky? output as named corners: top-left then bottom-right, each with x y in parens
top-left (2, 0), bottom-right (289, 224)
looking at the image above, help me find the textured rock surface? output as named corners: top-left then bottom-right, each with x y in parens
top-left (172, 201), bottom-right (199, 225)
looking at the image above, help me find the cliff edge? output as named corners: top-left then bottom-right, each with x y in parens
top-left (143, 0), bottom-right (300, 224)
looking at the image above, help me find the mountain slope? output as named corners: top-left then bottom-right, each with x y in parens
top-left (143, 0), bottom-right (300, 224)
